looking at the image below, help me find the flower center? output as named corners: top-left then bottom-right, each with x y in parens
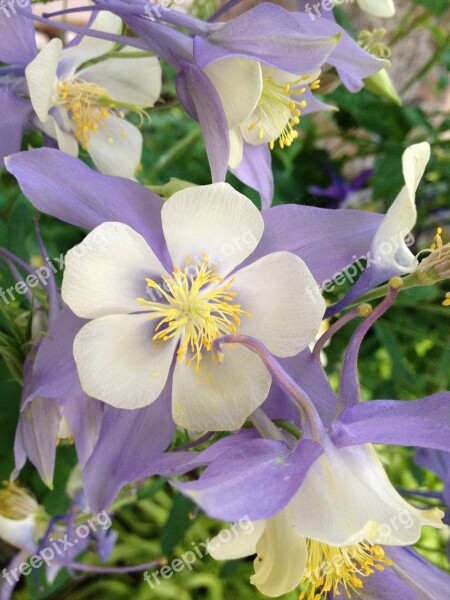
top-left (247, 70), bottom-right (320, 150)
top-left (299, 540), bottom-right (393, 599)
top-left (56, 78), bottom-right (117, 149)
top-left (137, 255), bottom-right (250, 370)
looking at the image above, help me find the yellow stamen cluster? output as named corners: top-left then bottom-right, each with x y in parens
top-left (0, 482), bottom-right (38, 520)
top-left (299, 540), bottom-right (393, 599)
top-left (137, 255), bottom-right (250, 370)
top-left (56, 78), bottom-right (117, 149)
top-left (358, 28), bottom-right (391, 59)
top-left (248, 71), bottom-right (319, 150)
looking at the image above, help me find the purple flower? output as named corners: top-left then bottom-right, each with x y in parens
top-left (167, 281), bottom-right (450, 597)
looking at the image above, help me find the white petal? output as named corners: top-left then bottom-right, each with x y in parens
top-left (78, 53), bottom-right (162, 107)
top-left (251, 508), bottom-right (307, 597)
top-left (371, 142), bottom-right (430, 273)
top-left (62, 222), bottom-right (167, 319)
top-left (172, 344), bottom-right (272, 431)
top-left (203, 58), bottom-right (262, 130)
top-left (208, 520), bottom-right (265, 560)
top-left (291, 438), bottom-right (444, 546)
top-left (37, 115), bottom-right (79, 156)
top-left (162, 183), bottom-right (264, 277)
top-left (232, 252), bottom-right (325, 356)
top-left (25, 38), bottom-right (62, 123)
top-left (228, 128), bottom-right (244, 169)
top-left (73, 313), bottom-right (177, 409)
top-left (357, 0), bottom-right (395, 18)
top-left (87, 116), bottom-right (143, 179)
top-left (59, 12), bottom-right (123, 76)
top-left (0, 514), bottom-right (37, 553)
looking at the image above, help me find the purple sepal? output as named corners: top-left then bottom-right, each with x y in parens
top-left (194, 4), bottom-right (338, 72)
top-left (331, 546), bottom-right (450, 599)
top-left (176, 62), bottom-right (230, 183)
top-left (0, 3), bottom-right (37, 65)
top-left (6, 148), bottom-right (170, 267)
top-left (244, 203), bottom-right (384, 286)
top-left (83, 386), bottom-right (176, 513)
top-left (231, 142), bottom-right (273, 209)
top-left (152, 430), bottom-right (259, 477)
top-left (0, 88), bottom-right (32, 167)
top-left (172, 438), bottom-right (322, 521)
top-left (330, 393), bottom-right (450, 453)
top-left (415, 447), bottom-right (450, 507)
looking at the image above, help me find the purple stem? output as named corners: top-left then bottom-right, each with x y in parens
top-left (213, 334), bottom-right (325, 440)
top-left (173, 431), bottom-right (214, 452)
top-left (16, 7), bottom-right (151, 51)
top-left (43, 2), bottom-right (211, 35)
top-left (313, 305), bottom-right (372, 361)
top-left (0, 247), bottom-right (36, 276)
top-left (339, 279), bottom-right (402, 410)
top-left (208, 0), bottom-right (245, 22)
top-left (51, 556), bottom-right (164, 574)
top-left (3, 259), bottom-right (33, 302)
top-left (34, 218), bottom-right (60, 326)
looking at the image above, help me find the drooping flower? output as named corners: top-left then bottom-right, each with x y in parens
top-left (169, 282), bottom-right (450, 598)
top-left (24, 11), bottom-right (162, 178)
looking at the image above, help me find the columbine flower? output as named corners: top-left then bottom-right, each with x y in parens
top-left (24, 11), bottom-right (161, 178)
top-left (60, 182), bottom-right (325, 431)
top-left (171, 282), bottom-right (450, 598)
top-left (203, 58), bottom-right (321, 166)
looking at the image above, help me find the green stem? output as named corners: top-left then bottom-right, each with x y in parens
top-left (148, 127), bottom-right (202, 180)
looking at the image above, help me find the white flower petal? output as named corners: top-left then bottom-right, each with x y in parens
top-left (59, 12), bottom-right (123, 76)
top-left (62, 222), bottom-right (166, 319)
top-left (87, 116), bottom-right (143, 179)
top-left (73, 313), bottom-right (177, 409)
top-left (37, 115), bottom-right (79, 156)
top-left (203, 58), bottom-right (262, 130)
top-left (291, 439), bottom-right (444, 546)
top-left (25, 38), bottom-right (62, 123)
top-left (78, 53), bottom-right (162, 107)
top-left (251, 508), bottom-right (307, 597)
top-left (228, 128), bottom-right (244, 169)
top-left (371, 142), bottom-right (430, 273)
top-left (208, 520), bottom-right (265, 560)
top-left (0, 514), bottom-right (37, 553)
top-left (172, 344), bottom-right (272, 431)
top-left (357, 0), bottom-right (395, 18)
top-left (162, 183), bottom-right (264, 277)
top-left (232, 252), bottom-right (325, 356)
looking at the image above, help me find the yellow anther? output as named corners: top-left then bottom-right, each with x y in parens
top-left (299, 539), bottom-right (391, 599)
top-left (137, 256), bottom-right (250, 370)
top-left (247, 68), bottom-right (320, 152)
top-left (443, 292), bottom-right (450, 307)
